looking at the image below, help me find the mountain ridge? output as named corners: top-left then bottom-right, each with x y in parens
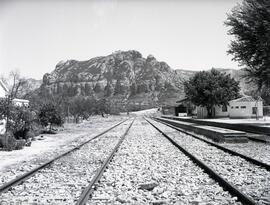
top-left (25, 50), bottom-right (253, 111)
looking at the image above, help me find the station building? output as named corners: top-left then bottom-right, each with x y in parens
top-left (196, 96), bottom-right (263, 119)
top-left (163, 95), bottom-right (263, 119)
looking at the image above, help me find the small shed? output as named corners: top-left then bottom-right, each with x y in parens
top-left (161, 105), bottom-right (177, 116)
top-left (161, 98), bottom-right (190, 116)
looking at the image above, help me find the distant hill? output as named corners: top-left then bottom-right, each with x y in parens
top-left (28, 50), bottom-right (256, 111)
top-left (40, 50), bottom-right (187, 110)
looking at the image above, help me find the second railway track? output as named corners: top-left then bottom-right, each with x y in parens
top-left (147, 117), bottom-right (270, 205)
top-left (0, 118), bottom-right (134, 205)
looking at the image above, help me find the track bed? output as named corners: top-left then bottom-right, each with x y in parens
top-left (89, 118), bottom-right (241, 205)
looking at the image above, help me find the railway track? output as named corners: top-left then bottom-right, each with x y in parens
top-left (76, 118), bottom-right (135, 205)
top-left (153, 117), bottom-right (270, 170)
top-left (87, 118), bottom-right (243, 204)
top-left (0, 118), bottom-right (134, 204)
top-left (147, 117), bottom-right (270, 205)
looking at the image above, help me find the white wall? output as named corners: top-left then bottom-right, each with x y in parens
top-left (0, 119), bottom-right (6, 134)
top-left (214, 105), bottom-right (229, 117)
top-left (0, 86), bottom-right (6, 98)
top-left (229, 101), bottom-right (263, 118)
top-left (12, 99), bottom-right (29, 107)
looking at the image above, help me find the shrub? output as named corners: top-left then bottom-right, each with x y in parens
top-left (9, 106), bottom-right (34, 140)
top-left (38, 103), bottom-right (63, 131)
top-left (0, 132), bottom-right (25, 151)
top-left (0, 98), bottom-right (35, 140)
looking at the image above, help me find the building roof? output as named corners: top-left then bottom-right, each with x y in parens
top-left (0, 80), bottom-right (8, 93)
top-left (230, 96), bottom-right (262, 103)
top-left (176, 97), bottom-right (188, 103)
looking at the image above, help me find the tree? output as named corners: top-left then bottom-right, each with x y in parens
top-left (97, 98), bottom-right (111, 116)
top-left (38, 103), bottom-right (63, 131)
top-left (225, 0), bottom-right (270, 93)
top-left (184, 69), bottom-right (240, 117)
top-left (1, 71), bottom-right (27, 99)
top-left (68, 96), bottom-right (87, 122)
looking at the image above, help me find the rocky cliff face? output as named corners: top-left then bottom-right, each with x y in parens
top-left (39, 50), bottom-right (254, 111)
top-left (41, 50), bottom-right (186, 110)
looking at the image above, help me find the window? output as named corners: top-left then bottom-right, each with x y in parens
top-left (222, 105), bottom-right (227, 112)
top-left (252, 107), bottom-right (257, 114)
top-left (235, 106), bottom-right (239, 109)
top-left (241, 106), bottom-right (246, 109)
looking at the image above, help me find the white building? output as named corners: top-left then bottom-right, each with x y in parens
top-left (229, 96), bottom-right (263, 119)
top-left (12, 98), bottom-right (29, 107)
top-left (197, 96), bottom-right (263, 119)
top-left (0, 80), bottom-right (8, 98)
top-left (0, 80), bottom-right (9, 134)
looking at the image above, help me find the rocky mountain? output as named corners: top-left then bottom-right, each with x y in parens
top-left (21, 78), bottom-right (42, 97)
top-left (39, 50), bottom-right (254, 111)
top-left (40, 50), bottom-right (186, 111)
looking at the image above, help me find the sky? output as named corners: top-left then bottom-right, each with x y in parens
top-left (0, 0), bottom-right (242, 79)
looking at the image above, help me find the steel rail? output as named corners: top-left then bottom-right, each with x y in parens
top-left (0, 118), bottom-right (129, 194)
top-left (75, 118), bottom-right (135, 205)
top-left (153, 117), bottom-right (270, 171)
top-left (145, 117), bottom-right (257, 205)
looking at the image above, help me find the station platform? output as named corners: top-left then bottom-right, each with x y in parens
top-left (156, 117), bottom-right (248, 143)
top-left (161, 115), bottom-right (270, 143)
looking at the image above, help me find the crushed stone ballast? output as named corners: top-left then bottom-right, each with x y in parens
top-left (148, 118), bottom-right (270, 205)
top-left (0, 118), bottom-right (133, 204)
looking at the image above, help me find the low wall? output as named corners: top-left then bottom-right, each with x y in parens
top-left (161, 115), bottom-right (270, 136)
top-left (157, 117), bottom-right (248, 143)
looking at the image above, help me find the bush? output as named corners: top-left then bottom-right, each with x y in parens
top-left (0, 98), bottom-right (35, 140)
top-left (0, 132), bottom-right (25, 151)
top-left (10, 106), bottom-right (34, 140)
top-left (38, 103), bottom-right (63, 131)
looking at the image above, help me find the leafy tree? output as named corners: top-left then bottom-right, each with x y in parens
top-left (11, 106), bottom-right (34, 140)
top-left (38, 103), bottom-right (63, 131)
top-left (65, 96), bottom-right (98, 122)
top-left (184, 69), bottom-right (240, 117)
top-left (97, 98), bottom-right (111, 116)
top-left (69, 96), bottom-right (87, 121)
top-left (225, 0), bottom-right (270, 93)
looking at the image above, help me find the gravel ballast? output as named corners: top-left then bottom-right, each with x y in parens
top-left (0, 119), bottom-right (133, 205)
top-left (0, 116), bottom-right (127, 186)
top-left (88, 118), bottom-right (241, 205)
top-left (222, 142), bottom-right (270, 165)
top-left (150, 118), bottom-right (270, 205)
